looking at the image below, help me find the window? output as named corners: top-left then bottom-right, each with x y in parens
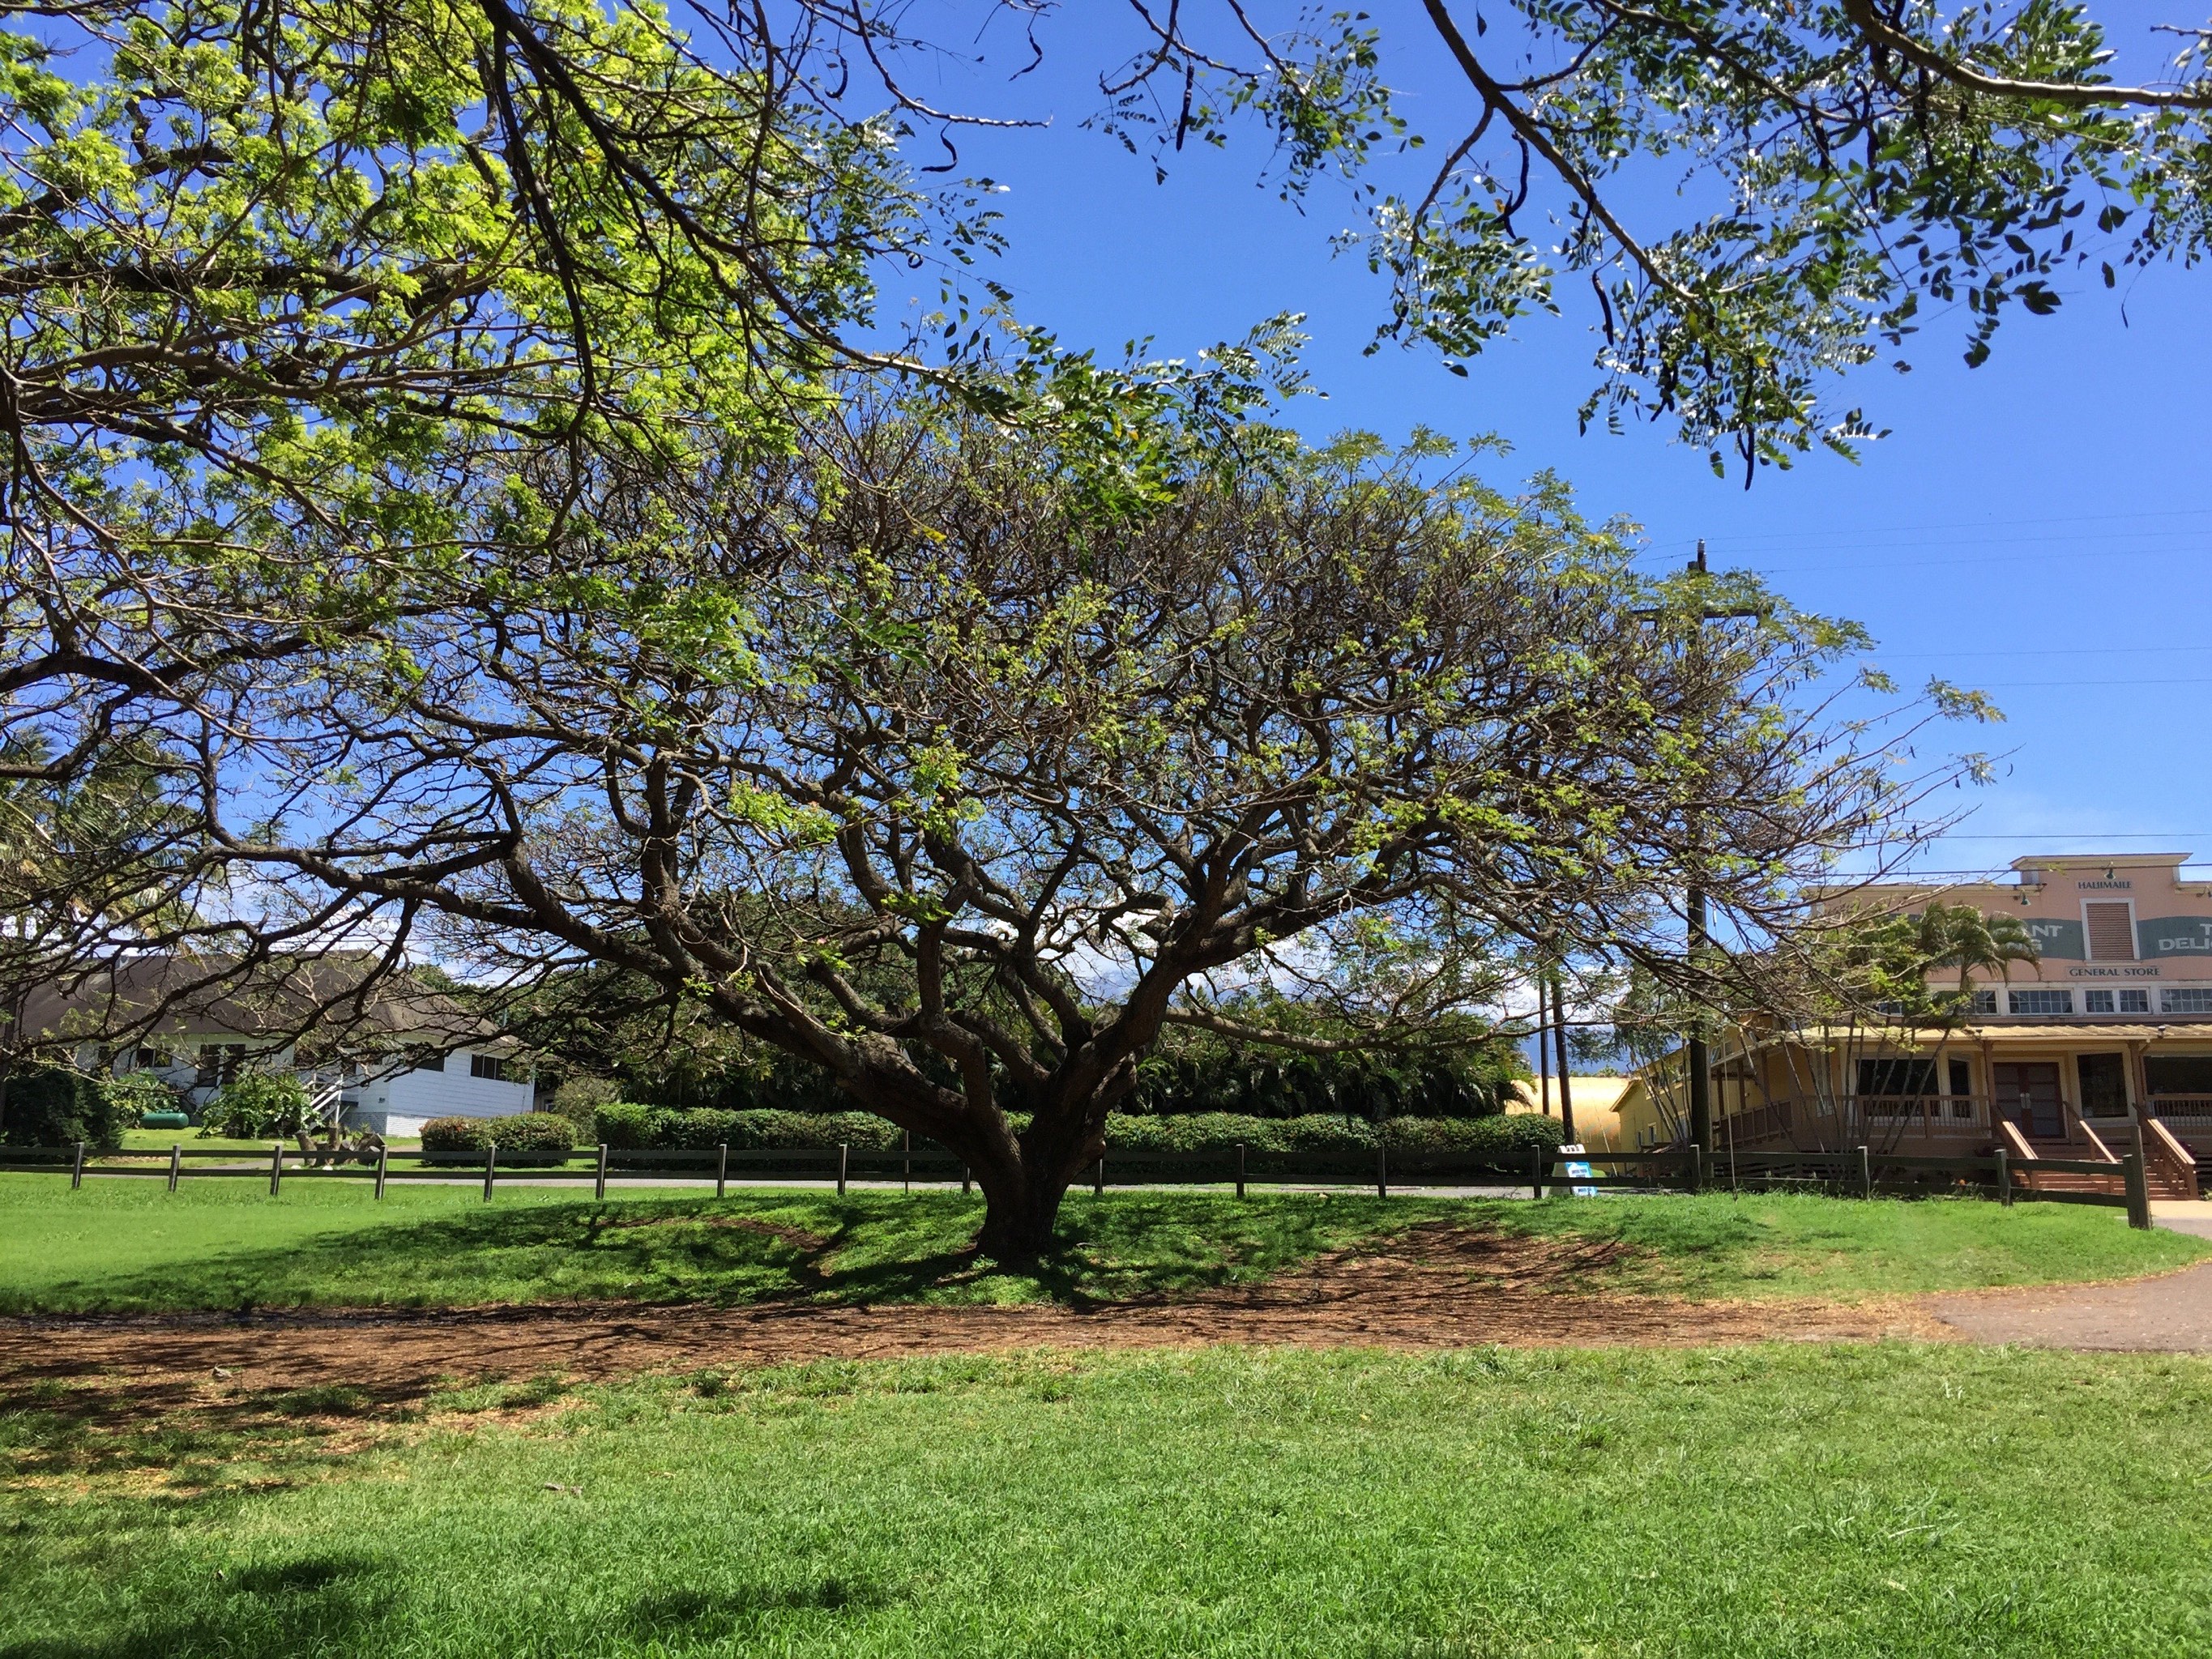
top-left (2146, 1056), bottom-right (2212, 1096)
top-left (469, 1054), bottom-right (509, 1082)
top-left (2084, 988), bottom-right (2152, 1014)
top-left (1969, 989), bottom-right (1999, 1015)
top-left (1857, 1058), bottom-right (1937, 1097)
top-left (133, 1047), bottom-right (170, 1070)
top-left (2077, 1052), bottom-right (2129, 1118)
top-left (2009, 988), bottom-right (2073, 1016)
top-left (2163, 988), bottom-right (2212, 1015)
top-left (2085, 901), bottom-right (2137, 962)
top-left (194, 1043), bottom-right (246, 1088)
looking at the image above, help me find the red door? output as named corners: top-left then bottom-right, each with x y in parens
top-left (1992, 1062), bottom-right (2064, 1139)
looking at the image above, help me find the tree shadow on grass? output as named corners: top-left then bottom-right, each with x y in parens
top-left (0, 1544), bottom-right (395, 1659)
top-left (8, 1188), bottom-right (1441, 1319)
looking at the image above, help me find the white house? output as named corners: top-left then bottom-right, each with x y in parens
top-left (21, 952), bottom-right (534, 1137)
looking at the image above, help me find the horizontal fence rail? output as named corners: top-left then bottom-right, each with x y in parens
top-left (0, 1136), bottom-right (2160, 1225)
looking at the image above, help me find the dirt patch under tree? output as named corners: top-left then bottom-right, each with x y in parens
top-left (0, 1226), bottom-right (1941, 1420)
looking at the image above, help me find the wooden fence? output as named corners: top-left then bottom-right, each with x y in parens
top-left (0, 1136), bottom-right (2156, 1226)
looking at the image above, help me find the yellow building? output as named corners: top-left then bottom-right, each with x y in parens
top-left (1508, 1075), bottom-right (1647, 1150)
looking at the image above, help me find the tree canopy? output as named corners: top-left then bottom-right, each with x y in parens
top-left (1054, 0), bottom-right (2212, 476)
top-left (11, 396), bottom-right (1924, 1249)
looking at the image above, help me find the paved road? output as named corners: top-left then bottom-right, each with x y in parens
top-left (1930, 1234), bottom-right (2212, 1352)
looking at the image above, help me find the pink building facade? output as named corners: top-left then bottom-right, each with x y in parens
top-left (1655, 853), bottom-right (2212, 1196)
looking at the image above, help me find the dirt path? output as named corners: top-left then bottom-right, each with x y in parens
top-left (0, 1226), bottom-right (1937, 1411)
top-left (1927, 1260), bottom-right (2212, 1352)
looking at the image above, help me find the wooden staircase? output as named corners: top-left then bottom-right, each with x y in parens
top-left (2000, 1119), bottom-right (2200, 1201)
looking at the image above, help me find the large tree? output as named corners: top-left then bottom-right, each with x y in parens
top-left (20, 402), bottom-right (1924, 1252)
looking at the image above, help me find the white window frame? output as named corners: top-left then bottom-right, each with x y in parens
top-left (2008, 987), bottom-right (2074, 1017)
top-left (2162, 987), bottom-right (2212, 1016)
top-left (2082, 896), bottom-right (2140, 963)
top-left (2081, 987), bottom-right (2154, 1016)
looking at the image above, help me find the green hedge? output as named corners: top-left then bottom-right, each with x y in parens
top-left (0, 1064), bottom-right (129, 1150)
top-left (1100, 1111), bottom-right (1565, 1158)
top-left (590, 1102), bottom-right (1565, 1162)
top-left (420, 1113), bottom-right (579, 1154)
top-left (593, 1103), bottom-right (907, 1152)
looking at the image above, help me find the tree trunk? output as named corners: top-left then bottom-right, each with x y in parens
top-left (951, 1104), bottom-right (1100, 1263)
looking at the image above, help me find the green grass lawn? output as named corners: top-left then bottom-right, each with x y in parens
top-left (6, 1342), bottom-right (2212, 1657)
top-left (0, 1175), bottom-right (2201, 1315)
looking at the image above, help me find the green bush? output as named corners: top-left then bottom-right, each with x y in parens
top-left (0, 1064), bottom-right (128, 1150)
top-left (201, 1071), bottom-right (314, 1139)
top-left (587, 1102), bottom-right (1561, 1166)
top-left (100, 1072), bottom-right (183, 1129)
top-left (592, 1102), bottom-right (903, 1151)
top-left (1098, 1111), bottom-right (1563, 1160)
top-left (420, 1113), bottom-right (579, 1154)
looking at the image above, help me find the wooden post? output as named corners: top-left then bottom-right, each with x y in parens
top-left (715, 1142), bottom-right (728, 1200)
top-left (268, 1141), bottom-right (282, 1196)
top-left (1236, 1141), bottom-right (1247, 1201)
top-left (961, 1166), bottom-right (971, 1196)
top-left (595, 1143), bottom-right (609, 1201)
top-left (2126, 1120), bottom-right (2153, 1230)
top-left (168, 1142), bottom-right (181, 1192)
top-left (1689, 1142), bottom-right (1703, 1193)
top-left (1376, 1137), bottom-right (1388, 1199)
top-left (1858, 1144), bottom-right (1873, 1200)
top-left (1531, 1145), bottom-right (1545, 1201)
top-left (374, 1143), bottom-right (388, 1200)
top-left (70, 1141), bottom-right (86, 1189)
top-left (1094, 1156), bottom-right (1105, 1197)
top-left (1995, 1146), bottom-right (2011, 1207)
top-left (836, 1143), bottom-right (848, 1197)
top-left (903, 1129), bottom-right (912, 1196)
top-left (481, 1142), bottom-right (495, 1202)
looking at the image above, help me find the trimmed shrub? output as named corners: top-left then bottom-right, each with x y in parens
top-left (421, 1113), bottom-right (579, 1154)
top-left (1103, 1111), bottom-right (1565, 1160)
top-left (0, 1064), bottom-right (127, 1150)
top-left (584, 1103), bottom-right (1563, 1166)
top-left (592, 1102), bottom-right (903, 1151)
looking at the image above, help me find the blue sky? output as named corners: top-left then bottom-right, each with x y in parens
top-left (870, 7), bottom-right (2212, 887)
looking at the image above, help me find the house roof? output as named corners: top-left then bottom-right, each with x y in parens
top-left (18, 953), bottom-right (504, 1052)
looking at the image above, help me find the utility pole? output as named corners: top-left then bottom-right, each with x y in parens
top-left (1549, 966), bottom-right (1577, 1144)
top-left (1680, 539), bottom-right (1760, 1157)
top-left (1535, 971), bottom-right (1552, 1116)
top-left (1685, 539), bottom-right (1715, 1155)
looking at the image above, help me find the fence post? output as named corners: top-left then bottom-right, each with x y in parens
top-left (837, 1143), bottom-right (848, 1197)
top-left (1236, 1141), bottom-right (1247, 1201)
top-left (1376, 1137), bottom-right (1388, 1200)
top-left (903, 1129), bottom-right (912, 1196)
top-left (1995, 1146), bottom-right (2011, 1207)
top-left (1094, 1155), bottom-right (1105, 1197)
top-left (1531, 1145), bottom-right (1545, 1201)
top-left (1689, 1142), bottom-right (1703, 1193)
top-left (481, 1142), bottom-right (495, 1202)
top-left (168, 1142), bottom-right (181, 1193)
top-left (716, 1142), bottom-right (728, 1200)
top-left (595, 1143), bottom-right (609, 1202)
top-left (962, 1166), bottom-right (971, 1196)
top-left (268, 1142), bottom-right (282, 1197)
top-left (374, 1143), bottom-right (388, 1201)
top-left (70, 1140), bottom-right (86, 1189)
top-left (1859, 1144), bottom-right (1873, 1200)
top-left (2126, 1120), bottom-right (2153, 1230)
